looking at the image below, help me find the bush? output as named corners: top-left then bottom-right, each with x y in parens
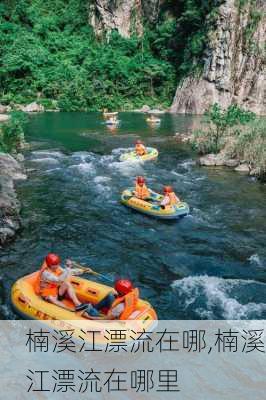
top-left (232, 120), bottom-right (266, 180)
top-left (192, 103), bottom-right (256, 154)
top-left (0, 111), bottom-right (28, 152)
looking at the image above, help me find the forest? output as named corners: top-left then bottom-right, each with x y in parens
top-left (0, 0), bottom-right (219, 110)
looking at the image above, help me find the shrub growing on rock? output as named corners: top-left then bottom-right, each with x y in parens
top-left (0, 111), bottom-right (28, 152)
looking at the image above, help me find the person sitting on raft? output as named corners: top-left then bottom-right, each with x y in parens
top-left (160, 186), bottom-right (180, 209)
top-left (84, 279), bottom-right (139, 320)
top-left (135, 140), bottom-right (147, 156)
top-left (35, 253), bottom-right (90, 314)
top-left (133, 176), bottom-right (150, 200)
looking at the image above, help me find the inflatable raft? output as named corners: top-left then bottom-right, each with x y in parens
top-left (11, 272), bottom-right (157, 346)
top-left (146, 117), bottom-right (161, 124)
top-left (103, 111), bottom-right (118, 118)
top-left (120, 147), bottom-right (158, 162)
top-left (12, 272), bottom-right (157, 322)
top-left (121, 189), bottom-right (189, 219)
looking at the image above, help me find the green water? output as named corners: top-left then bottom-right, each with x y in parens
top-left (0, 112), bottom-right (265, 319)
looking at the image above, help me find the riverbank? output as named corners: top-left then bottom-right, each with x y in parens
top-left (0, 153), bottom-right (26, 246)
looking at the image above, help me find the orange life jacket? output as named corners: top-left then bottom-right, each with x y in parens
top-left (135, 183), bottom-right (150, 199)
top-left (135, 144), bottom-right (147, 156)
top-left (166, 192), bottom-right (180, 206)
top-left (110, 288), bottom-right (139, 320)
top-left (34, 261), bottom-right (63, 296)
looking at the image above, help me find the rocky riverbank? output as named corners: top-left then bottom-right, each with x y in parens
top-left (176, 132), bottom-right (264, 179)
top-left (0, 153), bottom-right (26, 246)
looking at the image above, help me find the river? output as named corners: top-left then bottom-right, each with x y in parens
top-left (0, 112), bottom-right (265, 319)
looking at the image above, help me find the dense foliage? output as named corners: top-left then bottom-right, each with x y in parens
top-left (0, 111), bottom-right (28, 152)
top-left (0, 0), bottom-right (218, 111)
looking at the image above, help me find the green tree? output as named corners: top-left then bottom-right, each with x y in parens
top-left (193, 103), bottom-right (256, 154)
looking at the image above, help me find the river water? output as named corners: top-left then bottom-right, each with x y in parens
top-left (0, 112), bottom-right (265, 319)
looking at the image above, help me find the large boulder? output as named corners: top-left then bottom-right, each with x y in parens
top-left (0, 114), bottom-right (10, 122)
top-left (20, 102), bottom-right (44, 113)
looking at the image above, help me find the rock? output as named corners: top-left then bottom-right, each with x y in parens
top-left (175, 132), bottom-right (193, 143)
top-left (14, 153), bottom-right (25, 163)
top-left (140, 105), bottom-right (151, 113)
top-left (0, 114), bottom-right (10, 122)
top-left (199, 153), bottom-right (227, 166)
top-left (0, 153), bottom-right (25, 245)
top-left (88, 1), bottom-right (160, 38)
top-left (0, 105), bottom-right (11, 113)
top-left (0, 153), bottom-right (26, 181)
top-left (250, 167), bottom-right (260, 176)
top-left (0, 228), bottom-right (16, 244)
top-left (171, 0), bottom-right (266, 115)
top-left (19, 102), bottom-right (44, 113)
top-left (225, 159), bottom-right (239, 168)
top-left (235, 163), bottom-right (250, 173)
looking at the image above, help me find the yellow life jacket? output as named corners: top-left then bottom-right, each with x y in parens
top-left (110, 288), bottom-right (139, 320)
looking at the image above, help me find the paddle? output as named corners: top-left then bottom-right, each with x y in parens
top-left (69, 260), bottom-right (114, 283)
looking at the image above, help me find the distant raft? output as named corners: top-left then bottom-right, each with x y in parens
top-left (146, 117), bottom-right (161, 124)
top-left (120, 147), bottom-right (158, 162)
top-left (121, 189), bottom-right (189, 219)
top-left (103, 111), bottom-right (118, 119)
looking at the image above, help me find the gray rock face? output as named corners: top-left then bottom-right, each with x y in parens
top-left (171, 0), bottom-right (266, 115)
top-left (0, 153), bottom-right (26, 245)
top-left (88, 0), bottom-right (160, 38)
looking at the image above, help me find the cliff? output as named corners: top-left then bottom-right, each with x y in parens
top-left (88, 0), bottom-right (160, 38)
top-left (170, 0), bottom-right (266, 115)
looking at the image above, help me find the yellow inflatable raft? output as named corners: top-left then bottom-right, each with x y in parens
top-left (121, 189), bottom-right (190, 219)
top-left (11, 272), bottom-right (157, 346)
top-left (12, 272), bottom-right (157, 322)
top-left (120, 147), bottom-right (158, 162)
